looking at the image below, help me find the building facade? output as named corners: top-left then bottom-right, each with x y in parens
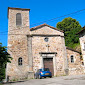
top-left (6, 7), bottom-right (84, 81)
top-left (77, 28), bottom-right (85, 72)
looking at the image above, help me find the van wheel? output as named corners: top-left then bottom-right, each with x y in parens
top-left (50, 76), bottom-right (52, 78)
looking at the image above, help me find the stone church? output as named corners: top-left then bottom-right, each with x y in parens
top-left (6, 7), bottom-right (84, 81)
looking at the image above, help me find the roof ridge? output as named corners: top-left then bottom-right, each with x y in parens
top-left (76, 28), bottom-right (85, 35)
top-left (8, 7), bottom-right (30, 11)
top-left (30, 23), bottom-right (64, 33)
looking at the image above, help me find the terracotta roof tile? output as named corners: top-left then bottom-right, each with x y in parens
top-left (30, 23), bottom-right (64, 33)
top-left (66, 47), bottom-right (81, 54)
top-left (76, 27), bottom-right (85, 35)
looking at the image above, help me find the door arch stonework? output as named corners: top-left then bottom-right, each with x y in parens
top-left (39, 52), bottom-right (57, 76)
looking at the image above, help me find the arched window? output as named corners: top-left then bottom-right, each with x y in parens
top-left (84, 42), bottom-right (85, 50)
top-left (18, 57), bottom-right (22, 66)
top-left (16, 13), bottom-right (22, 26)
top-left (82, 62), bottom-right (84, 65)
top-left (70, 55), bottom-right (74, 63)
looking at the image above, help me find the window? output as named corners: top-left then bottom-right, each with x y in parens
top-left (83, 43), bottom-right (85, 50)
top-left (18, 57), bottom-right (22, 66)
top-left (16, 13), bottom-right (22, 26)
top-left (70, 55), bottom-right (74, 63)
top-left (44, 37), bottom-right (49, 42)
top-left (82, 62), bottom-right (84, 65)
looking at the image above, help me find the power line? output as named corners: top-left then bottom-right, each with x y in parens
top-left (0, 8), bottom-right (85, 34)
top-left (0, 17), bottom-right (78, 36)
top-left (30, 9), bottom-right (85, 26)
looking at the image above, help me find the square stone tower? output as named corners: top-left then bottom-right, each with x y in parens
top-left (6, 7), bottom-right (31, 80)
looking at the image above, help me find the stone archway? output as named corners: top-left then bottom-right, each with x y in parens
top-left (39, 52), bottom-right (57, 76)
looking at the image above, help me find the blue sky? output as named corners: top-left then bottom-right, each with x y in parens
top-left (0, 0), bottom-right (85, 46)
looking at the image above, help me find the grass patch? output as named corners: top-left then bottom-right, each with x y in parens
top-left (0, 83), bottom-right (3, 85)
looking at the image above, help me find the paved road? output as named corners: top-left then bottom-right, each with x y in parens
top-left (4, 75), bottom-right (85, 85)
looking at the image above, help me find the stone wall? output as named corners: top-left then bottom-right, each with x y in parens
top-left (8, 8), bottom-right (30, 32)
top-left (66, 48), bottom-right (84, 75)
top-left (31, 26), bottom-right (67, 76)
top-left (31, 26), bottom-right (64, 36)
top-left (6, 8), bottom-right (30, 81)
top-left (79, 33), bottom-right (85, 67)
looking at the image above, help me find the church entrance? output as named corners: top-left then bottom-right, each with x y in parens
top-left (39, 52), bottom-right (57, 76)
top-left (43, 58), bottom-right (54, 76)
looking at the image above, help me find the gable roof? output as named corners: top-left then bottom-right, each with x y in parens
top-left (66, 47), bottom-right (81, 54)
top-left (30, 23), bottom-right (64, 33)
top-left (76, 27), bottom-right (85, 35)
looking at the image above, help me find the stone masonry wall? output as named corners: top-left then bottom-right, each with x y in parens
top-left (66, 49), bottom-right (84, 75)
top-left (7, 8), bottom-right (30, 81)
top-left (79, 33), bottom-right (85, 68)
top-left (31, 26), bottom-right (67, 76)
top-left (31, 26), bottom-right (64, 36)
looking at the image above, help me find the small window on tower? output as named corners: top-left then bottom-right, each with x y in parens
top-left (82, 62), bottom-right (84, 65)
top-left (18, 57), bottom-right (22, 66)
top-left (70, 55), bottom-right (74, 63)
top-left (16, 13), bottom-right (22, 26)
top-left (83, 42), bottom-right (85, 50)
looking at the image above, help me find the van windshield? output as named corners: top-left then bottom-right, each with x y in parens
top-left (40, 68), bottom-right (49, 71)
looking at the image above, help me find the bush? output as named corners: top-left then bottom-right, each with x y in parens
top-left (0, 43), bottom-right (12, 82)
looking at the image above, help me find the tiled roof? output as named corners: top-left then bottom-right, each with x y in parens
top-left (30, 23), bottom-right (64, 33)
top-left (66, 47), bottom-right (81, 54)
top-left (76, 27), bottom-right (85, 35)
top-left (8, 7), bottom-right (30, 11)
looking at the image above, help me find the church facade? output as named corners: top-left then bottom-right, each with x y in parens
top-left (6, 7), bottom-right (84, 81)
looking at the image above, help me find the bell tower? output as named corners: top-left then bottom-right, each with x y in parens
top-left (7, 7), bottom-right (31, 81)
top-left (8, 7), bottom-right (30, 31)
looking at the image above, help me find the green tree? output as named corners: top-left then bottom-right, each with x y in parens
top-left (57, 17), bottom-right (82, 48)
top-left (0, 43), bottom-right (11, 82)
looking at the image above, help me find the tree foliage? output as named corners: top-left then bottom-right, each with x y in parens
top-left (57, 17), bottom-right (82, 48)
top-left (0, 43), bottom-right (12, 81)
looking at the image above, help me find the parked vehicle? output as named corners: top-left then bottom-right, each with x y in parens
top-left (34, 68), bottom-right (52, 79)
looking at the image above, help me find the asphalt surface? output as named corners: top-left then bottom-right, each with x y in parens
top-left (4, 75), bottom-right (85, 85)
